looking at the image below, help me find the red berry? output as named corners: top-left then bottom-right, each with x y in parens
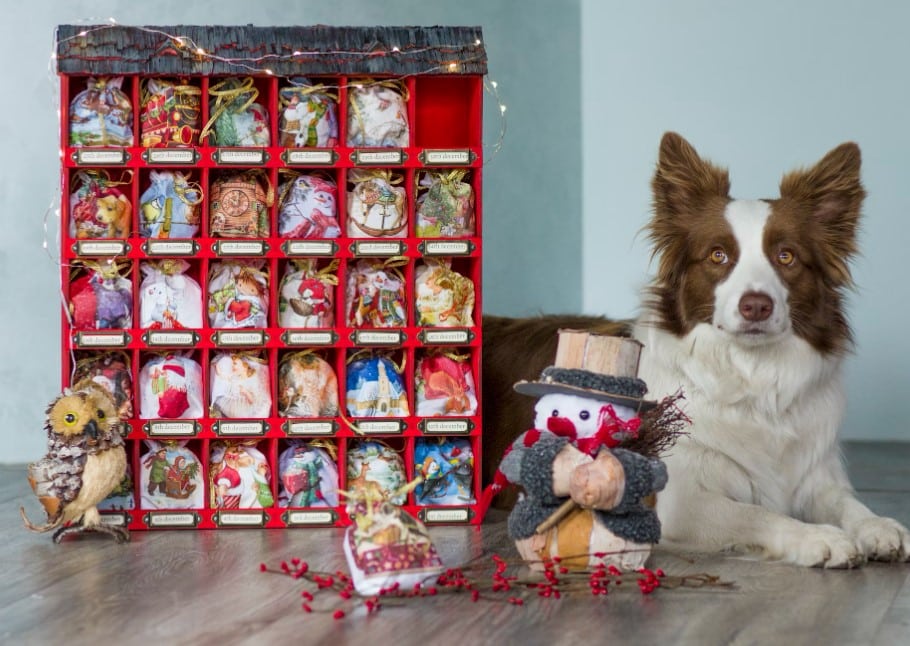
top-left (333, 610), bottom-right (346, 620)
top-left (259, 563), bottom-right (267, 572)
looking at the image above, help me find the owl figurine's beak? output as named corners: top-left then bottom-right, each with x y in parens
top-left (83, 419), bottom-right (99, 440)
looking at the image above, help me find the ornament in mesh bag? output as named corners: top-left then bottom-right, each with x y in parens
top-left (279, 78), bottom-right (338, 148)
top-left (69, 76), bottom-right (134, 147)
top-left (209, 352), bottom-right (272, 419)
top-left (345, 260), bottom-right (407, 329)
top-left (279, 259), bottom-right (337, 329)
top-left (138, 353), bottom-right (204, 420)
top-left (140, 78), bottom-right (202, 147)
top-left (346, 79), bottom-right (409, 148)
top-left (140, 440), bottom-right (204, 509)
top-left (139, 260), bottom-right (203, 330)
top-left (201, 77), bottom-right (270, 147)
top-left (347, 169), bottom-right (407, 238)
top-left (414, 259), bottom-right (475, 327)
top-left (207, 261), bottom-right (269, 329)
top-left (277, 352), bottom-right (339, 418)
top-left (277, 171), bottom-right (340, 239)
top-left (139, 171), bottom-right (202, 239)
top-left (415, 170), bottom-right (475, 238)
top-left (209, 441), bottom-right (274, 509)
top-left (278, 440), bottom-right (339, 508)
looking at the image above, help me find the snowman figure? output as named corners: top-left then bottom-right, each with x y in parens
top-left (484, 332), bottom-right (669, 572)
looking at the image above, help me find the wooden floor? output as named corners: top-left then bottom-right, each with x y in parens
top-left (2, 441), bottom-right (909, 645)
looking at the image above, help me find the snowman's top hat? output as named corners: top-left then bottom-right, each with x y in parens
top-left (513, 330), bottom-right (656, 412)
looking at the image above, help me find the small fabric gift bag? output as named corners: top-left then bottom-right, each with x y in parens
top-left (415, 170), bottom-right (475, 238)
top-left (139, 170), bottom-right (202, 239)
top-left (346, 169), bottom-right (407, 238)
top-left (69, 171), bottom-right (133, 239)
top-left (278, 440), bottom-right (339, 508)
top-left (342, 483), bottom-right (444, 596)
top-left (345, 440), bottom-right (408, 505)
top-left (278, 78), bottom-right (339, 148)
top-left (345, 353), bottom-right (410, 417)
top-left (139, 440), bottom-right (204, 509)
top-left (209, 170), bottom-right (273, 238)
top-left (209, 441), bottom-right (274, 509)
top-left (207, 261), bottom-right (269, 329)
top-left (138, 353), bottom-right (204, 419)
top-left (202, 77), bottom-right (270, 147)
top-left (346, 79), bottom-right (409, 147)
top-left (72, 351), bottom-right (134, 420)
top-left (277, 351), bottom-right (339, 418)
top-left (278, 259), bottom-right (337, 328)
top-left (69, 261), bottom-right (132, 330)
top-left (140, 78), bottom-right (202, 147)
top-left (415, 353), bottom-right (478, 417)
top-left (277, 171), bottom-right (340, 239)
top-left (415, 260), bottom-right (475, 327)
top-left (414, 438), bottom-right (476, 506)
top-left (345, 259), bottom-right (407, 328)
top-left (139, 260), bottom-right (203, 329)
top-left (209, 352), bottom-right (272, 419)
top-left (69, 76), bottom-right (134, 147)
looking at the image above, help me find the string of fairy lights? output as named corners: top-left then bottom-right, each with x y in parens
top-left (43, 19), bottom-right (508, 374)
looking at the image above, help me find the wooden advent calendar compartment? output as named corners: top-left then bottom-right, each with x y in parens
top-left (55, 25), bottom-right (487, 530)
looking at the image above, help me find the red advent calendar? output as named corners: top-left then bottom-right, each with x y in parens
top-left (55, 25), bottom-right (486, 530)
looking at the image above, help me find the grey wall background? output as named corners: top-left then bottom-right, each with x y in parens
top-left (3, 0), bottom-right (907, 462)
top-left (0, 0), bottom-right (581, 462)
top-left (581, 0), bottom-right (910, 442)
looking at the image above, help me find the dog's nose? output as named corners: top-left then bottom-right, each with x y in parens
top-left (739, 292), bottom-right (773, 322)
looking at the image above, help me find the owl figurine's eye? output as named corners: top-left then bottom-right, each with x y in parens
top-left (63, 412), bottom-right (78, 426)
top-left (97, 409), bottom-right (106, 420)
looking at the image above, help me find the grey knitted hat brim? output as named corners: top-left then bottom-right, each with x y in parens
top-left (513, 367), bottom-right (656, 411)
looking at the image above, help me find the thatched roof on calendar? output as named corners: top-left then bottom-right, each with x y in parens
top-left (55, 24), bottom-right (487, 76)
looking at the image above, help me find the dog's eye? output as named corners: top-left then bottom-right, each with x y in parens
top-left (579, 410), bottom-right (590, 421)
top-left (551, 410), bottom-right (559, 417)
top-left (709, 247), bottom-right (729, 264)
top-left (777, 249), bottom-right (796, 266)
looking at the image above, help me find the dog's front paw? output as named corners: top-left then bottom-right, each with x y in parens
top-left (850, 516), bottom-right (910, 562)
top-left (777, 524), bottom-right (864, 569)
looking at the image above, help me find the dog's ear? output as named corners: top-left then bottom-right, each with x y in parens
top-left (779, 142), bottom-right (864, 226)
top-left (652, 132), bottom-right (730, 217)
top-left (779, 142), bottom-right (865, 285)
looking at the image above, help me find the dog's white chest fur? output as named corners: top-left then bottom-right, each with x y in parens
top-left (636, 317), bottom-right (844, 517)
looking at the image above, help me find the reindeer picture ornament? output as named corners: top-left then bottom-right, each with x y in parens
top-left (484, 332), bottom-right (688, 572)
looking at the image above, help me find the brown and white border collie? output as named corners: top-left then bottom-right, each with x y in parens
top-left (483, 132), bottom-right (910, 567)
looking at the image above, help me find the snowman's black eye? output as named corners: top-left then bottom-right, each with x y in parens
top-left (551, 410), bottom-right (559, 417)
top-left (579, 410), bottom-right (590, 420)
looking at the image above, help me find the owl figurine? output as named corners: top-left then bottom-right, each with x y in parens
top-left (20, 380), bottom-right (130, 543)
